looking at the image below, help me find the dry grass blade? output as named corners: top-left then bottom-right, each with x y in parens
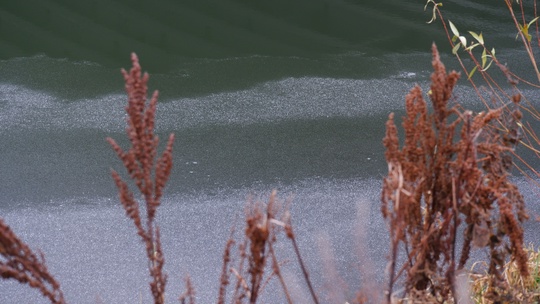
top-left (470, 244), bottom-right (540, 303)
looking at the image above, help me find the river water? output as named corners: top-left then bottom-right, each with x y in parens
top-left (1, 1), bottom-right (540, 303)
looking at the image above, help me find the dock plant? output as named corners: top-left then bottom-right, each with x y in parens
top-left (382, 44), bottom-right (528, 303)
top-left (421, 0), bottom-right (540, 302)
top-left (107, 53), bottom-right (175, 304)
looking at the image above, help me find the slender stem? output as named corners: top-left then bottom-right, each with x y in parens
top-left (505, 0), bottom-right (540, 83)
top-left (287, 226), bottom-right (319, 304)
top-left (268, 242), bottom-right (293, 304)
top-left (450, 177), bottom-right (459, 303)
top-left (386, 237), bottom-right (398, 304)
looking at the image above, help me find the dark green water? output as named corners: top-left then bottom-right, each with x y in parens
top-left (1, 1), bottom-right (540, 303)
top-left (0, 0), bottom-right (439, 66)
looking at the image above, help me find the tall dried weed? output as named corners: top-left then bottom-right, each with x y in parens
top-left (382, 44), bottom-right (529, 303)
top-left (219, 191), bottom-right (316, 304)
top-left (107, 53), bottom-right (175, 304)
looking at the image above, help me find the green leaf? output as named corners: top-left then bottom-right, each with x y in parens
top-left (522, 24), bottom-right (531, 42)
top-left (481, 59), bottom-right (493, 72)
top-left (459, 36), bottom-right (467, 48)
top-left (465, 43), bottom-right (479, 52)
top-left (469, 31), bottom-right (484, 45)
top-left (423, 0), bottom-right (431, 11)
top-left (517, 20), bottom-right (536, 42)
top-left (427, 11), bottom-right (436, 23)
top-left (468, 66), bottom-right (478, 80)
top-left (449, 21), bottom-right (460, 37)
top-left (424, 0), bottom-right (442, 24)
top-left (528, 16), bottom-right (540, 28)
top-left (481, 48), bottom-right (487, 68)
top-left (452, 42), bottom-right (461, 55)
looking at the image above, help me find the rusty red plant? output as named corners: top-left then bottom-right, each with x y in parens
top-left (222, 191), bottom-right (312, 304)
top-left (0, 218), bottom-right (65, 304)
top-left (382, 44), bottom-right (528, 303)
top-left (107, 53), bottom-right (174, 304)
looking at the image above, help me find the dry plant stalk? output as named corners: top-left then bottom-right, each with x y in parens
top-left (284, 212), bottom-right (320, 304)
top-left (236, 191), bottom-right (285, 303)
top-left (107, 53), bottom-right (175, 304)
top-left (222, 191), bottom-right (311, 304)
top-left (218, 233), bottom-right (235, 304)
top-left (245, 198), bottom-right (271, 302)
top-left (0, 218), bottom-right (65, 303)
top-left (381, 44), bottom-right (528, 303)
top-left (179, 276), bottom-right (196, 304)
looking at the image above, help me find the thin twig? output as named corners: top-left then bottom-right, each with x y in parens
top-left (285, 222), bottom-right (320, 304)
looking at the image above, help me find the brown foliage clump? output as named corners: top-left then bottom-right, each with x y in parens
top-left (223, 191), bottom-right (291, 304)
top-left (107, 53), bottom-right (175, 304)
top-left (218, 191), bottom-right (319, 304)
top-left (381, 44), bottom-right (528, 303)
top-left (0, 218), bottom-right (65, 304)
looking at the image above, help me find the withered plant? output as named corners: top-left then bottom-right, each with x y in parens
top-left (179, 276), bottom-right (196, 304)
top-left (0, 218), bottom-right (65, 304)
top-left (224, 191), bottom-right (291, 304)
top-left (219, 191), bottom-right (319, 304)
top-left (381, 44), bottom-right (529, 303)
top-left (107, 53), bottom-right (175, 304)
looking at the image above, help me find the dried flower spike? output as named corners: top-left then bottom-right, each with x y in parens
top-left (0, 218), bottom-right (65, 304)
top-left (107, 53), bottom-right (174, 304)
